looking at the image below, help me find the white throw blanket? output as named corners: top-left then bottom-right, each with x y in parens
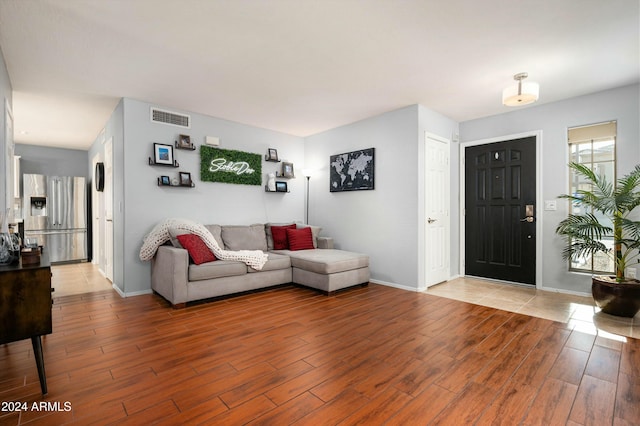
top-left (139, 218), bottom-right (268, 270)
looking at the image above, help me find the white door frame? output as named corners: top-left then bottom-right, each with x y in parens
top-left (459, 130), bottom-right (543, 288)
top-left (424, 131), bottom-right (451, 288)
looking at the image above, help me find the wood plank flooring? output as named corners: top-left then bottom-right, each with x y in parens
top-left (1, 283), bottom-right (639, 425)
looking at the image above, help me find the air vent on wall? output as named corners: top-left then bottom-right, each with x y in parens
top-left (150, 108), bottom-right (191, 128)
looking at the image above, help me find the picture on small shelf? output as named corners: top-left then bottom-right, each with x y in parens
top-left (160, 176), bottom-right (171, 186)
top-left (281, 162), bottom-right (294, 178)
top-left (176, 134), bottom-right (195, 150)
top-left (179, 172), bottom-right (193, 187)
top-left (275, 181), bottom-right (288, 192)
top-left (153, 143), bottom-right (175, 165)
top-left (266, 148), bottom-right (279, 162)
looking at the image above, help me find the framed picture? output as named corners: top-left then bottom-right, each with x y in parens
top-left (275, 181), bottom-right (288, 192)
top-left (179, 172), bottom-right (192, 186)
top-left (154, 143), bottom-right (174, 165)
top-left (160, 175), bottom-right (170, 186)
top-left (281, 162), bottom-right (294, 178)
top-left (329, 147), bottom-right (375, 192)
top-left (267, 148), bottom-right (279, 161)
top-left (178, 134), bottom-right (192, 149)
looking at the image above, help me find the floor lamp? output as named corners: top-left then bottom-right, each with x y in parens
top-left (302, 169), bottom-right (312, 224)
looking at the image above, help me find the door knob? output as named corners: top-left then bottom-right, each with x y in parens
top-left (427, 218), bottom-right (437, 224)
top-left (520, 216), bottom-right (534, 223)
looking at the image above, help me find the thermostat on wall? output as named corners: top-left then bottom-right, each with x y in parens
top-left (205, 136), bottom-right (220, 146)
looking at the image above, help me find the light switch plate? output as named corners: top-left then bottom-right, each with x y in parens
top-left (544, 200), bottom-right (557, 211)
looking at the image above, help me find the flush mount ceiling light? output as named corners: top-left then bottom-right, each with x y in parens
top-left (502, 72), bottom-right (539, 106)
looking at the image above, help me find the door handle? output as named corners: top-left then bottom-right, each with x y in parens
top-left (427, 218), bottom-right (437, 224)
top-left (520, 216), bottom-right (534, 223)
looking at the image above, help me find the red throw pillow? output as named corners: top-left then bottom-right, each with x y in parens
top-left (286, 227), bottom-right (315, 251)
top-left (176, 234), bottom-right (217, 265)
top-left (271, 224), bottom-right (296, 249)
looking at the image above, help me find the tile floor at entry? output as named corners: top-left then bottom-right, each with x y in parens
top-left (427, 277), bottom-right (640, 339)
top-left (51, 262), bottom-right (112, 298)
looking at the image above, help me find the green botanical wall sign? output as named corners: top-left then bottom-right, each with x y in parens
top-left (200, 146), bottom-right (262, 186)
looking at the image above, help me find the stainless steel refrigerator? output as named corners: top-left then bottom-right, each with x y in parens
top-left (23, 174), bottom-right (87, 263)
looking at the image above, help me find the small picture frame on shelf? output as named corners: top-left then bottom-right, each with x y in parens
top-left (154, 143), bottom-right (174, 165)
top-left (266, 148), bottom-right (279, 161)
top-left (179, 171), bottom-right (192, 186)
top-left (160, 175), bottom-right (170, 186)
top-left (178, 134), bottom-right (192, 149)
top-left (281, 162), bottom-right (294, 178)
top-left (275, 181), bottom-right (288, 192)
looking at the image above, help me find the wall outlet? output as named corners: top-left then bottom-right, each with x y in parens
top-left (626, 268), bottom-right (637, 279)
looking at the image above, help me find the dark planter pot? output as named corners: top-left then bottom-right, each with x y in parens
top-left (592, 276), bottom-right (640, 318)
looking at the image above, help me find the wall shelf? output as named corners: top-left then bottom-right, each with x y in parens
top-left (149, 157), bottom-right (179, 167)
top-left (174, 141), bottom-right (196, 151)
top-left (157, 177), bottom-right (195, 188)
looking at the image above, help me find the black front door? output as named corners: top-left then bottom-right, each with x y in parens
top-left (464, 137), bottom-right (536, 285)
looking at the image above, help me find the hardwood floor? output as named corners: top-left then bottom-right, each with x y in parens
top-left (1, 283), bottom-right (639, 425)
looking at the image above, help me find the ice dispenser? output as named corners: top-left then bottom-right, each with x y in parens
top-left (30, 197), bottom-right (47, 217)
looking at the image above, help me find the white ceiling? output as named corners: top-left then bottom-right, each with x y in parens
top-left (0, 0), bottom-right (638, 150)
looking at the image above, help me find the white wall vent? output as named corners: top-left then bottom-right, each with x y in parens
top-left (150, 108), bottom-right (191, 128)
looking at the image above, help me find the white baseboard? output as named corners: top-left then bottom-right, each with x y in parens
top-left (370, 279), bottom-right (423, 292)
top-left (111, 284), bottom-right (153, 298)
top-left (539, 286), bottom-right (591, 298)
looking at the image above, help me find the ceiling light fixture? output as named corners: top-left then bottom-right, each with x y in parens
top-left (502, 72), bottom-right (539, 106)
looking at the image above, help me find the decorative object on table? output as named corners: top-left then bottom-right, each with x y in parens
top-left (171, 177), bottom-right (179, 186)
top-left (151, 143), bottom-right (178, 166)
top-left (200, 146), bottom-right (262, 186)
top-left (159, 176), bottom-right (171, 186)
top-left (281, 162), bottom-right (295, 178)
top-left (267, 172), bottom-right (276, 191)
top-left (275, 181), bottom-right (288, 192)
top-left (176, 134), bottom-right (195, 150)
top-left (20, 246), bottom-right (41, 265)
top-left (266, 148), bottom-right (279, 162)
top-left (179, 172), bottom-right (192, 187)
top-left (555, 162), bottom-right (640, 317)
top-left (329, 147), bottom-right (375, 192)
top-left (0, 209), bottom-right (20, 265)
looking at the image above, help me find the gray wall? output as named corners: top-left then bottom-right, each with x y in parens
top-left (15, 144), bottom-right (89, 179)
top-left (459, 84), bottom-right (640, 294)
top-left (98, 98), bottom-right (306, 295)
top-left (304, 105), bottom-right (458, 290)
top-left (0, 47), bottom-right (12, 221)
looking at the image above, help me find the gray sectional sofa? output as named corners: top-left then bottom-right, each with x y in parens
top-left (151, 223), bottom-right (370, 308)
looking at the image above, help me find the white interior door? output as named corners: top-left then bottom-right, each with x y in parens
top-left (425, 132), bottom-right (450, 287)
top-left (104, 138), bottom-right (113, 282)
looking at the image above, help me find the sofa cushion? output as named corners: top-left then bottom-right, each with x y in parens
top-left (287, 227), bottom-right (315, 251)
top-left (271, 249), bottom-right (369, 274)
top-left (248, 252), bottom-right (291, 273)
top-left (176, 234), bottom-right (217, 265)
top-left (221, 224), bottom-right (268, 251)
top-left (265, 222), bottom-right (295, 250)
top-left (271, 224), bottom-right (296, 249)
top-left (203, 224), bottom-right (225, 248)
top-left (189, 260), bottom-right (247, 281)
top-left (296, 223), bottom-right (322, 248)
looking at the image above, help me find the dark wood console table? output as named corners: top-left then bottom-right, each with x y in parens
top-left (0, 252), bottom-right (52, 394)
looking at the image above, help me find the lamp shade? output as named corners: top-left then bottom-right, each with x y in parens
top-left (502, 73), bottom-right (539, 106)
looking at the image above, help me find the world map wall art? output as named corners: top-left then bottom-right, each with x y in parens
top-left (329, 148), bottom-right (375, 192)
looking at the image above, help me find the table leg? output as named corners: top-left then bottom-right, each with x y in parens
top-left (31, 336), bottom-right (47, 395)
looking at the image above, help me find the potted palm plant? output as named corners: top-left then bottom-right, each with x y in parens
top-left (555, 162), bottom-right (640, 317)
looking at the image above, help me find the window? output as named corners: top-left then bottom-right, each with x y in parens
top-left (567, 121), bottom-right (616, 273)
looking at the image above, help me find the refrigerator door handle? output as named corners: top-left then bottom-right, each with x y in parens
top-left (57, 179), bottom-right (62, 226)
